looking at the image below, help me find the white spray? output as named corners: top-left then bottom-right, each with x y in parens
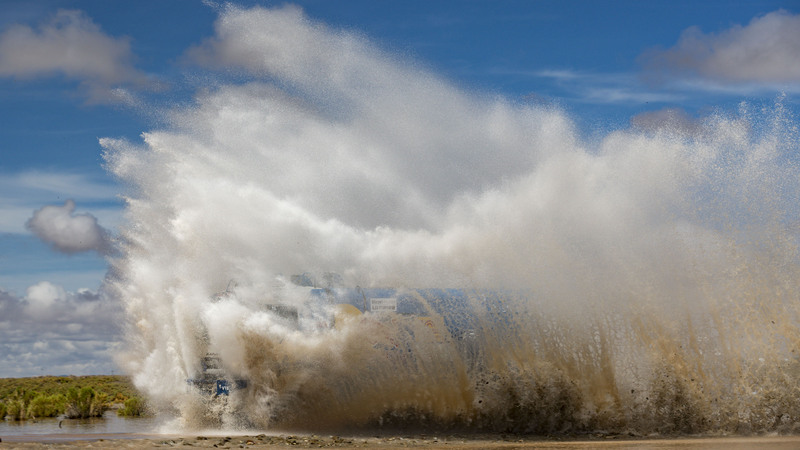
top-left (103, 5), bottom-right (800, 435)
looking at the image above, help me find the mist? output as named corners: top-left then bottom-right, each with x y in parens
top-left (102, 5), bottom-right (800, 435)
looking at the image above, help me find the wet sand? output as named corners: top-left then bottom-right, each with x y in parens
top-left (2, 434), bottom-right (800, 449)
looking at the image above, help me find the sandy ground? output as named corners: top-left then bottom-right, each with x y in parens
top-left (3, 434), bottom-right (800, 449)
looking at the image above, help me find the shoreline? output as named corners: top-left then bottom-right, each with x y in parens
top-left (3, 433), bottom-right (800, 449)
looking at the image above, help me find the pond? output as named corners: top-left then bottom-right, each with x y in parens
top-left (0, 410), bottom-right (159, 439)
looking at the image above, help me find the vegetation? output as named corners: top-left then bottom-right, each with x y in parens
top-left (64, 386), bottom-right (108, 419)
top-left (0, 375), bottom-right (147, 420)
top-left (117, 396), bottom-right (146, 417)
top-left (28, 393), bottom-right (66, 418)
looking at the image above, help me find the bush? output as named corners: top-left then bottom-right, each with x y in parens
top-left (117, 396), bottom-right (146, 416)
top-left (65, 387), bottom-right (108, 419)
top-left (6, 399), bottom-right (22, 420)
top-left (0, 376), bottom-right (140, 420)
top-left (0, 376), bottom-right (137, 404)
top-left (0, 401), bottom-right (6, 419)
top-left (28, 394), bottom-right (66, 418)
top-left (5, 389), bottom-right (36, 420)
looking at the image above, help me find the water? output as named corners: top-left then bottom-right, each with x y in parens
top-left (0, 411), bottom-right (158, 437)
top-left (101, 5), bottom-right (800, 435)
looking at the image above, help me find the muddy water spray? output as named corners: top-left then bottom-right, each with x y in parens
top-left (103, 5), bottom-right (800, 434)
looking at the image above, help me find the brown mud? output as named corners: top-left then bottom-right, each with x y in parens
top-left (2, 434), bottom-right (800, 449)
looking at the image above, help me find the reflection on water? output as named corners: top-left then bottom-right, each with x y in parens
top-left (0, 411), bottom-right (158, 437)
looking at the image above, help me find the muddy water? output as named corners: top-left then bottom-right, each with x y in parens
top-left (102, 4), bottom-right (800, 437)
top-left (0, 411), bottom-right (157, 438)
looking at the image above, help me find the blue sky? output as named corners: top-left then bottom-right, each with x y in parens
top-left (0, 0), bottom-right (798, 376)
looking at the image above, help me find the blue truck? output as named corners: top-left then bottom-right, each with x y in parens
top-left (187, 273), bottom-right (509, 397)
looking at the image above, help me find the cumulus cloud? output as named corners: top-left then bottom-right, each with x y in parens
top-left (0, 9), bottom-right (155, 103)
top-left (0, 170), bottom-right (122, 235)
top-left (26, 199), bottom-right (113, 255)
top-left (641, 10), bottom-right (800, 86)
top-left (0, 283), bottom-right (121, 377)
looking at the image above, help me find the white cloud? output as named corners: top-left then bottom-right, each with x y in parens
top-left (26, 199), bottom-right (113, 255)
top-left (0, 170), bottom-right (118, 300)
top-left (581, 86), bottom-right (681, 104)
top-left (0, 170), bottom-right (122, 234)
top-left (0, 9), bottom-right (155, 104)
top-left (0, 283), bottom-right (121, 377)
top-left (528, 69), bottom-right (685, 105)
top-left (10, 170), bottom-right (120, 200)
top-left (641, 9), bottom-right (800, 86)
top-left (532, 69), bottom-right (582, 81)
top-left (509, 10), bottom-right (800, 103)
top-left (25, 281), bottom-right (66, 316)
top-left (0, 269), bottom-right (109, 297)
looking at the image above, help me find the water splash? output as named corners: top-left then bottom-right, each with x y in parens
top-left (102, 5), bottom-right (800, 435)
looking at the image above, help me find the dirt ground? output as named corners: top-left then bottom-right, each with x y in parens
top-left (3, 434), bottom-right (800, 449)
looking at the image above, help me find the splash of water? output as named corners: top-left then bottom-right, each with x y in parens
top-left (102, 5), bottom-right (800, 435)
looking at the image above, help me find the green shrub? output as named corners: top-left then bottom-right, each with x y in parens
top-left (0, 376), bottom-right (139, 420)
top-left (6, 399), bottom-right (22, 420)
top-left (5, 389), bottom-right (37, 420)
top-left (28, 393), bottom-right (66, 418)
top-left (117, 396), bottom-right (146, 416)
top-left (0, 401), bottom-right (6, 419)
top-left (0, 376), bottom-right (137, 404)
top-left (65, 387), bottom-right (108, 419)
